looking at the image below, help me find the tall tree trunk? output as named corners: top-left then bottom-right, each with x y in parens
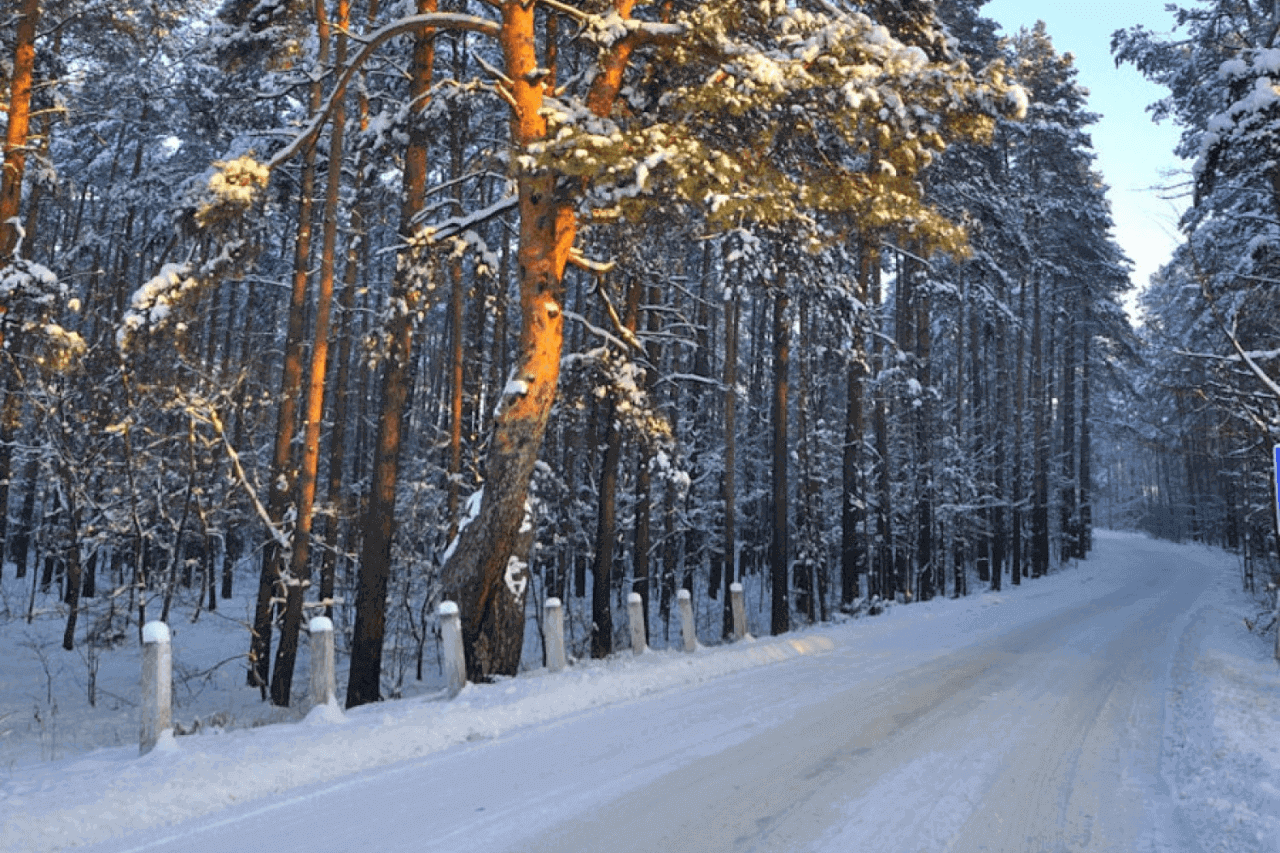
top-left (872, 264), bottom-right (892, 601)
top-left (347, 0), bottom-right (437, 709)
top-left (271, 0), bottom-right (347, 707)
top-left (1059, 304), bottom-right (1078, 560)
top-left (1031, 272), bottom-right (1050, 578)
top-left (795, 292), bottom-right (814, 622)
top-left (992, 303), bottom-right (1009, 589)
top-left (61, 483), bottom-right (82, 651)
top-left (894, 253), bottom-right (915, 599)
top-left (320, 0), bottom-right (378, 618)
top-left (0, 0), bottom-right (40, 558)
top-left (446, 53), bottom-right (467, 538)
top-left (722, 284), bottom-right (739, 636)
top-left (841, 243), bottom-right (873, 607)
top-left (634, 283), bottom-right (658, 645)
top-left (591, 390), bottom-right (621, 658)
top-left (0, 0), bottom-right (39, 261)
top-left (11, 451), bottom-right (37, 578)
top-left (952, 276), bottom-right (968, 598)
top-left (1011, 276), bottom-right (1027, 584)
top-left (438, 0), bottom-right (645, 680)
top-left (913, 259), bottom-right (934, 601)
top-left (770, 279), bottom-right (790, 636)
top-left (248, 9), bottom-right (330, 693)
top-left (1077, 310), bottom-right (1093, 558)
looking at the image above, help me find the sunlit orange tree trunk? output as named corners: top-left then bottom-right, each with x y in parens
top-left (0, 0), bottom-right (39, 263)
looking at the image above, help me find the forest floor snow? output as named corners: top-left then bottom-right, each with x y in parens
top-left (0, 531), bottom-right (1276, 852)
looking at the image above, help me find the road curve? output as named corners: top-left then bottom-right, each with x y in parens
top-left (83, 537), bottom-right (1213, 853)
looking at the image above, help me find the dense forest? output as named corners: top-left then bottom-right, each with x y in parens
top-left (0, 0), bottom-right (1276, 710)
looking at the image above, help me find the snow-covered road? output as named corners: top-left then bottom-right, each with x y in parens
top-left (7, 532), bottom-right (1277, 852)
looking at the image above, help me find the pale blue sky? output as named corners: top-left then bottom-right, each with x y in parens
top-left (981, 0), bottom-right (1187, 300)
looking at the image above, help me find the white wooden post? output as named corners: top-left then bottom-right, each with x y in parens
top-left (308, 616), bottom-right (336, 707)
top-left (439, 601), bottom-right (467, 697)
top-left (627, 592), bottom-right (647, 655)
top-left (730, 582), bottom-right (747, 640)
top-left (676, 589), bottom-right (697, 652)
top-left (140, 621), bottom-right (172, 755)
top-left (543, 597), bottom-right (566, 673)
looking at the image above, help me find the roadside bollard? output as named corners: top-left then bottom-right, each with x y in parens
top-left (308, 616), bottom-right (336, 707)
top-left (140, 621), bottom-right (172, 755)
top-left (439, 601), bottom-right (467, 697)
top-left (628, 592), bottom-right (647, 655)
top-left (544, 597), bottom-right (566, 673)
top-left (730, 582), bottom-right (747, 640)
top-left (677, 589), bottom-right (697, 652)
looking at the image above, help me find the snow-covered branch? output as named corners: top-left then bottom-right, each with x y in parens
top-left (268, 12), bottom-right (501, 170)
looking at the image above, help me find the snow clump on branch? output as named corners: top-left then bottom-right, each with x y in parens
top-left (118, 263), bottom-right (201, 350)
top-left (195, 155), bottom-right (270, 229)
top-left (0, 259), bottom-right (86, 370)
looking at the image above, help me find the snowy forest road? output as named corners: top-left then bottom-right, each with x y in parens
top-left (83, 537), bottom-right (1214, 853)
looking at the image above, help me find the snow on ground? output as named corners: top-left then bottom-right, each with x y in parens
top-left (0, 531), bottom-right (1276, 852)
top-left (1161, 541), bottom-right (1280, 851)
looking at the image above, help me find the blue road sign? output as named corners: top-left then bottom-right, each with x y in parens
top-left (1274, 445), bottom-right (1280, 537)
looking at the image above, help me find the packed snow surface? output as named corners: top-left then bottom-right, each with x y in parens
top-left (2, 532), bottom-right (1277, 852)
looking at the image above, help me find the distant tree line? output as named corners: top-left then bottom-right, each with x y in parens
top-left (1110, 0), bottom-right (1280, 580)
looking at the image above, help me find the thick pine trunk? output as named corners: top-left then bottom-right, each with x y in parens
top-left (437, 179), bottom-right (565, 679)
top-left (435, 0), bottom-right (574, 679)
top-left (432, 0), bottom-right (639, 680)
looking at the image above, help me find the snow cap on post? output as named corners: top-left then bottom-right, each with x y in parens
top-left (140, 622), bottom-right (173, 755)
top-left (309, 616), bottom-right (333, 634)
top-left (142, 621), bottom-right (170, 644)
